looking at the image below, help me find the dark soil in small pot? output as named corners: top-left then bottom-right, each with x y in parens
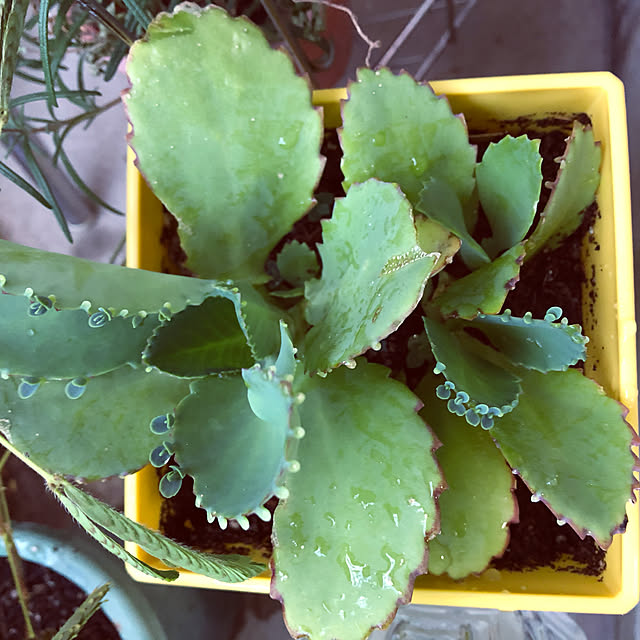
top-left (0, 558), bottom-right (120, 640)
top-left (157, 115), bottom-right (608, 580)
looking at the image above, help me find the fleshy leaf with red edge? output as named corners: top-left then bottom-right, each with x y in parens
top-left (340, 68), bottom-right (476, 210)
top-left (156, 325), bottom-right (302, 528)
top-left (491, 368), bottom-right (634, 546)
top-left (272, 361), bottom-right (442, 640)
top-left (276, 241), bottom-right (320, 288)
top-left (433, 243), bottom-right (525, 320)
top-left (125, 4), bottom-right (323, 281)
top-left (304, 179), bottom-right (437, 374)
top-left (416, 374), bottom-right (517, 579)
top-left (476, 134), bottom-right (542, 259)
top-left (525, 121), bottom-right (601, 259)
top-left (417, 176), bottom-right (490, 270)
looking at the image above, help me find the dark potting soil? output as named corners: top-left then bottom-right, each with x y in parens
top-left (492, 477), bottom-right (606, 576)
top-left (0, 557), bottom-right (120, 640)
top-left (160, 473), bottom-right (276, 560)
top-left (157, 117), bottom-right (607, 577)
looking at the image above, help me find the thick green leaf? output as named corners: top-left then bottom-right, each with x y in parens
top-left (235, 282), bottom-right (288, 361)
top-left (125, 4), bottom-right (323, 280)
top-left (340, 68), bottom-right (476, 208)
top-left (0, 239), bottom-right (227, 317)
top-left (168, 370), bottom-right (298, 525)
top-left (0, 366), bottom-right (190, 479)
top-left (423, 310), bottom-right (521, 421)
top-left (304, 180), bottom-right (436, 373)
top-left (467, 308), bottom-right (588, 372)
top-left (274, 321), bottom-right (297, 379)
top-left (276, 240), bottom-right (319, 287)
top-left (434, 244), bottom-right (525, 319)
top-left (144, 296), bottom-right (252, 377)
top-left (525, 122), bottom-right (601, 259)
top-left (416, 374), bottom-right (516, 579)
top-left (417, 177), bottom-right (490, 270)
top-left (272, 362), bottom-right (442, 640)
top-left (57, 481), bottom-right (266, 582)
top-left (0, 293), bottom-right (159, 379)
top-left (476, 135), bottom-right (542, 258)
top-left (491, 369), bottom-right (634, 546)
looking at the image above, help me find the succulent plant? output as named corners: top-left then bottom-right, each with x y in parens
top-left (0, 4), bottom-right (636, 640)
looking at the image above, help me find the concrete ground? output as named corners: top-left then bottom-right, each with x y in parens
top-left (1, 1), bottom-right (639, 638)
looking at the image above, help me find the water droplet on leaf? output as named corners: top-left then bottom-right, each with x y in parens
top-left (288, 460), bottom-right (301, 473)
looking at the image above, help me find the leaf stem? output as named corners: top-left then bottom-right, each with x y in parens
top-left (0, 462), bottom-right (36, 639)
top-left (51, 583), bottom-right (111, 640)
top-left (2, 97), bottom-right (122, 136)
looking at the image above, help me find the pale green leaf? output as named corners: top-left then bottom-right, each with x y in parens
top-left (169, 371), bottom-right (297, 522)
top-left (56, 493), bottom-right (180, 581)
top-left (276, 240), bottom-right (319, 287)
top-left (477, 135), bottom-right (542, 258)
top-left (304, 180), bottom-right (436, 373)
top-left (0, 239), bottom-right (228, 317)
top-left (417, 177), bottom-right (490, 270)
top-left (125, 5), bottom-right (323, 280)
top-left (416, 374), bottom-right (516, 579)
top-left (0, 366), bottom-right (190, 479)
top-left (525, 122), bottom-right (601, 259)
top-left (491, 369), bottom-right (634, 546)
top-left (434, 244), bottom-right (525, 319)
top-left (272, 362), bottom-right (442, 640)
top-left (51, 584), bottom-right (111, 640)
top-left (340, 68), bottom-right (476, 208)
top-left (0, 292), bottom-right (159, 379)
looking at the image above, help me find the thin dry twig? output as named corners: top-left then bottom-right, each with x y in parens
top-left (0, 463), bottom-right (36, 639)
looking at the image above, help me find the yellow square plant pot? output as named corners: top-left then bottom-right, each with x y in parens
top-left (125, 72), bottom-right (638, 613)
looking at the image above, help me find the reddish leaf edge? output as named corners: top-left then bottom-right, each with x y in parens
top-left (268, 395), bottom-right (447, 640)
top-left (494, 392), bottom-right (637, 550)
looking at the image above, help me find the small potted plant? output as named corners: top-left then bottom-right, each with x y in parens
top-left (0, 3), bottom-right (637, 639)
top-left (0, 452), bottom-right (166, 639)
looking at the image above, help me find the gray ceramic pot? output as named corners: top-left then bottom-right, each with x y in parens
top-left (0, 523), bottom-right (167, 640)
